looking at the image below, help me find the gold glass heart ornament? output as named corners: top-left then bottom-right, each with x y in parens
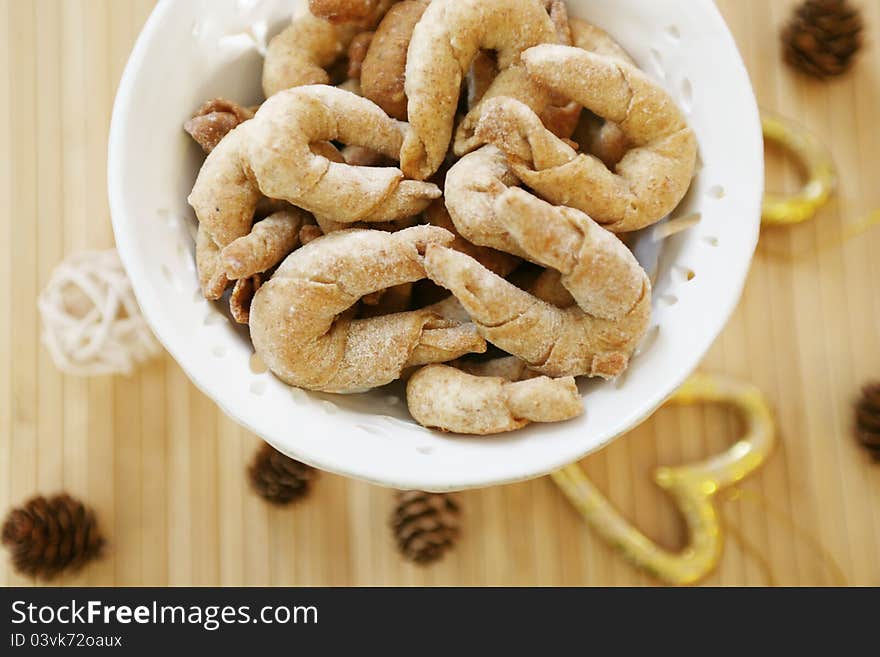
top-left (762, 112), bottom-right (836, 226)
top-left (552, 373), bottom-right (775, 586)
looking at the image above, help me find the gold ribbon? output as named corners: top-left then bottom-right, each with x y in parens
top-left (760, 112), bottom-right (880, 252)
top-left (761, 112), bottom-right (837, 225)
top-left (552, 374), bottom-right (775, 586)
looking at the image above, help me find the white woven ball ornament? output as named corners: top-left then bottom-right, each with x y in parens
top-left (38, 250), bottom-right (160, 376)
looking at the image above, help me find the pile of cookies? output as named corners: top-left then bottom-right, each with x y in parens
top-left (184, 0), bottom-right (697, 435)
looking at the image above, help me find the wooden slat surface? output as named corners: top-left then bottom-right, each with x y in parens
top-left (1, 0), bottom-right (878, 586)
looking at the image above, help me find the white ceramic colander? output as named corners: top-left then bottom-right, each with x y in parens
top-left (108, 0), bottom-right (763, 491)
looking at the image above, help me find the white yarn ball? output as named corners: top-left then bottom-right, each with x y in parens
top-left (38, 250), bottom-right (161, 376)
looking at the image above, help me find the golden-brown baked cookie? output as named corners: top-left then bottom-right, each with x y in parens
top-left (263, 12), bottom-right (358, 97)
top-left (220, 209), bottom-right (308, 281)
top-left (249, 226), bottom-right (487, 393)
top-left (184, 99), bottom-right (255, 154)
top-left (309, 0), bottom-right (395, 26)
top-left (346, 30), bottom-right (374, 79)
top-left (443, 145), bottom-right (525, 257)
top-left (569, 17), bottom-right (633, 62)
top-left (536, 0), bottom-right (581, 139)
top-left (474, 45), bottom-right (697, 232)
top-left (229, 274), bottom-right (262, 324)
top-left (360, 0), bottom-right (428, 120)
top-left (196, 223), bottom-right (230, 300)
top-left (568, 18), bottom-right (635, 168)
top-left (299, 224), bottom-right (324, 245)
top-left (188, 85), bottom-right (440, 248)
top-left (423, 189), bottom-right (652, 379)
top-left (407, 363), bottom-right (582, 434)
top-left (425, 199), bottom-right (520, 277)
top-left (400, 0), bottom-right (558, 180)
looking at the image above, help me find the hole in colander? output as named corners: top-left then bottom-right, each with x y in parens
top-left (653, 213), bottom-right (701, 241)
top-left (204, 310), bottom-right (225, 326)
top-left (680, 78), bottom-right (693, 114)
top-left (320, 400), bottom-right (339, 415)
top-left (704, 236), bottom-right (720, 247)
top-left (249, 380), bottom-right (267, 396)
top-left (357, 424), bottom-right (390, 438)
top-left (249, 353), bottom-right (268, 374)
top-left (675, 266), bottom-right (696, 282)
top-left (708, 185), bottom-right (726, 200)
top-left (382, 416), bottom-right (414, 431)
top-left (660, 294), bottom-right (679, 307)
top-left (211, 345), bottom-right (227, 358)
top-left (417, 446), bottom-right (435, 456)
top-left (666, 25), bottom-right (681, 41)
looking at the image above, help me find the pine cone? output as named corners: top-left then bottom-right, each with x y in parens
top-left (783, 0), bottom-right (863, 78)
top-left (855, 382), bottom-right (880, 459)
top-left (1, 494), bottom-right (104, 580)
top-left (391, 491), bottom-right (460, 564)
top-left (248, 443), bottom-right (316, 505)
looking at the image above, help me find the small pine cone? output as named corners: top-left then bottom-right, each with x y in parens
top-left (855, 382), bottom-right (880, 460)
top-left (391, 491), bottom-right (460, 564)
top-left (248, 443), bottom-right (316, 505)
top-left (782, 0), bottom-right (863, 78)
top-left (2, 494), bottom-right (104, 580)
